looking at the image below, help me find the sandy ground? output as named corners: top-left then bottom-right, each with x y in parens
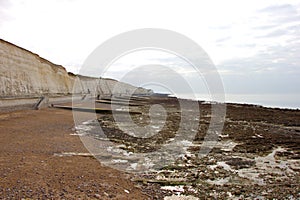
top-left (0, 108), bottom-right (149, 199)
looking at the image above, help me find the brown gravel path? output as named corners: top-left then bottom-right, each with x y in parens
top-left (0, 108), bottom-right (149, 199)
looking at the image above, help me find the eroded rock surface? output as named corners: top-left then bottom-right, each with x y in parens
top-left (80, 97), bottom-right (300, 199)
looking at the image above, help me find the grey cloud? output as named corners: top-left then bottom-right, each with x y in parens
top-left (143, 50), bottom-right (215, 74)
top-left (287, 24), bottom-right (300, 36)
top-left (259, 4), bottom-right (298, 15)
top-left (250, 4), bottom-right (300, 42)
top-left (252, 24), bottom-right (278, 30)
top-left (258, 4), bottom-right (300, 24)
top-left (276, 14), bottom-right (300, 24)
top-left (288, 24), bottom-right (300, 31)
top-left (235, 43), bottom-right (257, 48)
top-left (216, 36), bottom-right (231, 44)
top-left (147, 55), bottom-right (178, 64)
top-left (218, 43), bottom-right (300, 94)
top-left (256, 28), bottom-right (288, 38)
top-left (118, 65), bottom-right (207, 94)
top-left (0, 0), bottom-right (11, 8)
top-left (219, 41), bottom-right (300, 76)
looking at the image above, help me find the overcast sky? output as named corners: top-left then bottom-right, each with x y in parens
top-left (1, 0), bottom-right (300, 107)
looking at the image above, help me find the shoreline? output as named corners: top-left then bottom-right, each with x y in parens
top-left (165, 92), bottom-right (300, 110)
top-left (1, 94), bottom-right (299, 114)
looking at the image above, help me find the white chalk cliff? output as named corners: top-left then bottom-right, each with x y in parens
top-left (0, 39), bottom-right (152, 100)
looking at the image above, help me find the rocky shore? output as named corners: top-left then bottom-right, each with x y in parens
top-left (89, 96), bottom-right (300, 199)
top-left (0, 96), bottom-right (299, 199)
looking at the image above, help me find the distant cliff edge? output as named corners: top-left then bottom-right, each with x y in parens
top-left (0, 39), bottom-right (153, 108)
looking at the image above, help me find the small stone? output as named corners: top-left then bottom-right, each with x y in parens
top-left (124, 189), bottom-right (130, 194)
top-left (103, 192), bottom-right (109, 197)
top-left (234, 189), bottom-right (241, 195)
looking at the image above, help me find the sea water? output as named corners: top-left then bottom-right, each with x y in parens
top-left (175, 93), bottom-right (300, 109)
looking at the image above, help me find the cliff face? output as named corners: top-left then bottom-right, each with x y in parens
top-left (0, 39), bottom-right (152, 99)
